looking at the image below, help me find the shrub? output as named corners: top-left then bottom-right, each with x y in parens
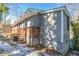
top-left (74, 38), bottom-right (79, 50)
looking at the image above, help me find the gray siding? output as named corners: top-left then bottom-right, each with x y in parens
top-left (63, 12), bottom-right (70, 54)
top-left (55, 11), bottom-right (61, 42)
top-left (26, 15), bottom-right (40, 27)
top-left (40, 11), bottom-right (62, 48)
top-left (25, 14), bottom-right (40, 45)
top-left (16, 10), bottom-right (70, 54)
top-left (56, 11), bottom-right (70, 54)
top-left (13, 8), bottom-right (70, 55)
top-left (40, 11), bottom-right (70, 54)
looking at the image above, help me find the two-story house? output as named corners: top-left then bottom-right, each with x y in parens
top-left (12, 6), bottom-right (70, 55)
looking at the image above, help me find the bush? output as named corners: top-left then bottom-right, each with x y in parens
top-left (74, 38), bottom-right (79, 50)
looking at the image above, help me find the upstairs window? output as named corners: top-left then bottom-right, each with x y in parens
top-left (27, 21), bottom-right (32, 27)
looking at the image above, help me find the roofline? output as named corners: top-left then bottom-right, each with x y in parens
top-left (12, 6), bottom-right (71, 27)
top-left (41, 6), bottom-right (71, 18)
top-left (12, 13), bottom-right (38, 27)
top-left (27, 8), bottom-right (45, 11)
top-left (12, 8), bottom-right (43, 27)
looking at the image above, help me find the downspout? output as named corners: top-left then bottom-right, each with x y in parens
top-left (25, 21), bottom-right (26, 43)
top-left (38, 12), bottom-right (41, 45)
top-left (38, 13), bottom-right (41, 46)
top-left (24, 27), bottom-right (26, 43)
top-left (61, 10), bottom-right (64, 43)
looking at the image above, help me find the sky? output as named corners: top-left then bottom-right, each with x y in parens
top-left (7, 3), bottom-right (65, 24)
top-left (9, 3), bottom-right (64, 11)
top-left (4, 3), bottom-right (79, 24)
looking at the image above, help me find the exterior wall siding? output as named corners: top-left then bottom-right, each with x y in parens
top-left (40, 11), bottom-right (61, 48)
top-left (63, 12), bottom-right (70, 54)
top-left (26, 15), bottom-right (40, 27)
top-left (12, 15), bottom-right (40, 45)
top-left (25, 15), bottom-right (40, 46)
top-left (40, 11), bottom-right (70, 54)
top-left (12, 9), bottom-right (70, 55)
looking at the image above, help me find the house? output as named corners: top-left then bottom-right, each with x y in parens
top-left (12, 6), bottom-right (70, 55)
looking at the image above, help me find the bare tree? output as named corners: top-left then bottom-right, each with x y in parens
top-left (3, 4), bottom-right (24, 25)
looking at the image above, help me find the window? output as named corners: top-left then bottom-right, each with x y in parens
top-left (47, 13), bottom-right (50, 16)
top-left (44, 15), bottom-right (47, 18)
top-left (54, 14), bottom-right (57, 17)
top-left (19, 23), bottom-right (25, 28)
top-left (27, 21), bottom-right (32, 27)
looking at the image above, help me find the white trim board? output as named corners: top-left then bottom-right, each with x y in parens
top-left (61, 10), bottom-right (64, 43)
